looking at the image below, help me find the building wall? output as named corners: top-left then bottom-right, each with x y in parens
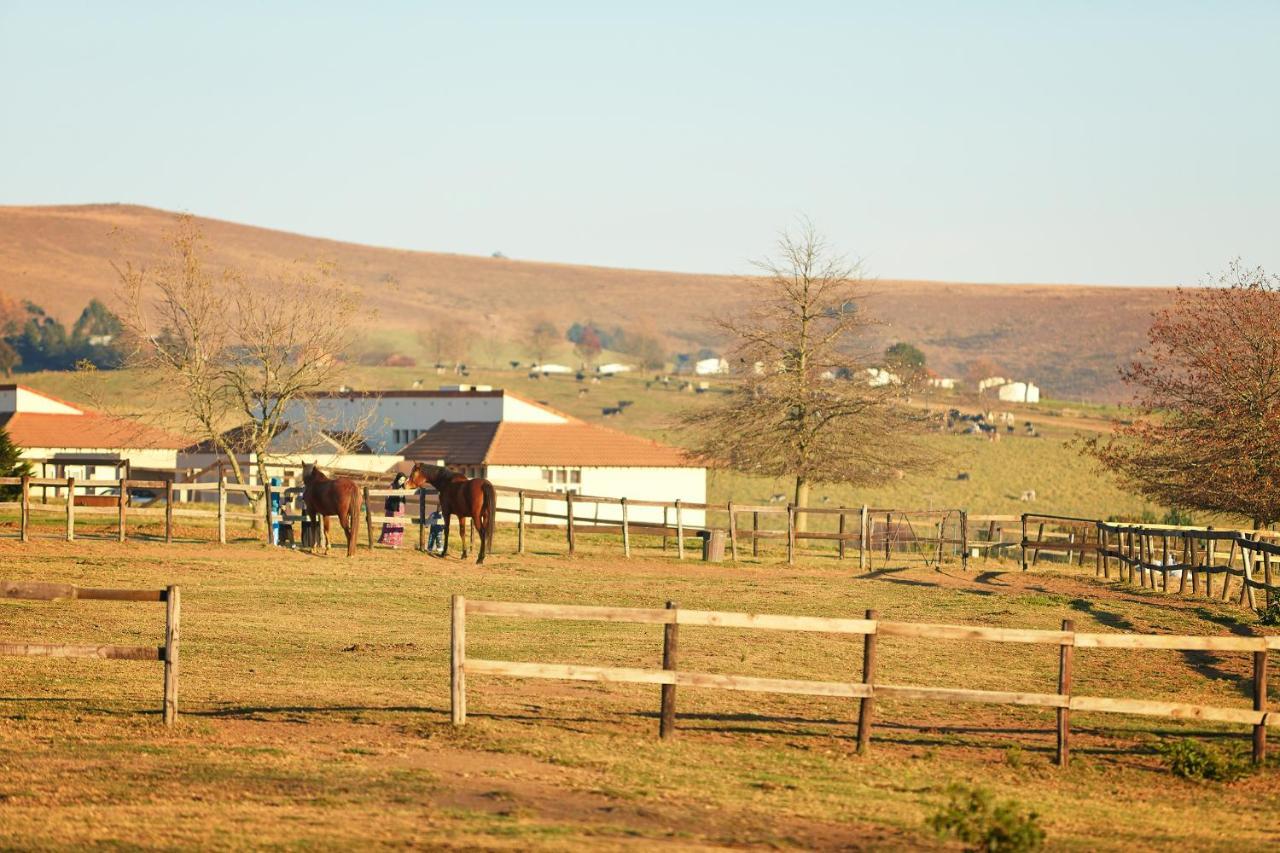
top-left (0, 387), bottom-right (83, 415)
top-left (284, 394), bottom-right (565, 453)
top-left (486, 464), bottom-right (707, 527)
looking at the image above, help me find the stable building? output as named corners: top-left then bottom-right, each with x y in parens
top-left (0, 383), bottom-right (188, 482)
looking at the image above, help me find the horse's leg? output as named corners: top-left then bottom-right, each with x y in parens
top-left (459, 514), bottom-right (468, 559)
top-left (322, 514), bottom-right (331, 554)
top-left (439, 500), bottom-right (451, 557)
top-left (340, 498), bottom-right (355, 557)
top-left (474, 509), bottom-right (486, 564)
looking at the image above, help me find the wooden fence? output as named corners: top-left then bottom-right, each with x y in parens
top-left (1020, 513), bottom-right (1102, 570)
top-left (449, 596), bottom-right (1277, 765)
top-left (1095, 522), bottom-right (1280, 610)
top-left (0, 580), bottom-right (180, 724)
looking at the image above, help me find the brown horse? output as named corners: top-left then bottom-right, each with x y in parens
top-left (301, 462), bottom-right (362, 557)
top-left (407, 462), bottom-right (496, 564)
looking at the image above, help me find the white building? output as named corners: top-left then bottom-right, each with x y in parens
top-left (287, 386), bottom-right (707, 526)
top-left (595, 363), bottom-right (633, 376)
top-left (928, 376), bottom-right (957, 390)
top-left (694, 357), bottom-right (729, 376)
top-left (865, 367), bottom-right (901, 387)
top-left (0, 383), bottom-right (187, 483)
top-left (996, 382), bottom-right (1041, 404)
top-left (530, 363), bottom-right (572, 375)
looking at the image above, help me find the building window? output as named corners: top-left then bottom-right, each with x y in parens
top-left (541, 467), bottom-right (582, 493)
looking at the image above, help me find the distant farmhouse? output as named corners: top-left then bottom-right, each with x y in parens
top-left (283, 386), bottom-right (706, 524)
top-left (0, 384), bottom-right (187, 484)
top-left (978, 376), bottom-right (1041, 404)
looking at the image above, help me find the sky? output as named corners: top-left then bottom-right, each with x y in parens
top-left (1, 1), bottom-right (1277, 285)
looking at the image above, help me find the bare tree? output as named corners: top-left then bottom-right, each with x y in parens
top-left (525, 318), bottom-right (560, 365)
top-left (1084, 261), bottom-right (1280, 528)
top-left (115, 215), bottom-right (363, 496)
top-left (680, 221), bottom-right (935, 530)
top-left (419, 323), bottom-right (472, 368)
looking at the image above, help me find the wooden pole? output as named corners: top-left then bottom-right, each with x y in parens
top-left (566, 492), bottom-right (576, 555)
top-left (752, 510), bottom-right (760, 557)
top-left (65, 476), bottom-right (75, 541)
top-left (1032, 522), bottom-right (1046, 565)
top-left (418, 490), bottom-right (428, 551)
top-left (1096, 525), bottom-right (1104, 576)
top-left (859, 504), bottom-right (868, 570)
top-left (675, 500), bottom-right (684, 560)
top-left (450, 594), bottom-right (466, 726)
top-left (1253, 649), bottom-right (1268, 764)
top-left (960, 510), bottom-right (969, 571)
top-left (217, 475), bottom-right (227, 544)
top-left (621, 497), bottom-right (631, 558)
top-left (363, 486), bottom-right (374, 550)
top-left (663, 506), bottom-right (669, 551)
top-left (262, 482), bottom-right (273, 545)
top-left (1057, 618), bottom-right (1074, 767)
top-left (857, 608), bottom-right (878, 754)
top-left (1264, 550), bottom-right (1274, 611)
top-left (786, 505), bottom-right (795, 565)
top-left (884, 512), bottom-right (892, 562)
top-left (117, 477), bottom-right (128, 543)
top-left (163, 585), bottom-right (180, 726)
top-left (1020, 513), bottom-right (1028, 570)
top-left (1205, 533), bottom-right (1215, 598)
top-left (165, 480), bottom-right (174, 544)
top-left (838, 508), bottom-right (847, 560)
top-left (19, 474), bottom-right (29, 543)
top-left (517, 490), bottom-right (526, 554)
top-left (659, 600), bottom-right (678, 739)
top-left (727, 501), bottom-right (738, 561)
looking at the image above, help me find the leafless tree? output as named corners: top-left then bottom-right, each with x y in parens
top-left (419, 322), bottom-right (472, 368)
top-left (115, 215), bottom-right (364, 497)
top-left (680, 221), bottom-right (936, 530)
top-left (525, 318), bottom-right (560, 365)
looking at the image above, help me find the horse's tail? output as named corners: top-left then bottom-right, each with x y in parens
top-left (482, 479), bottom-right (497, 549)
top-left (348, 484), bottom-right (361, 557)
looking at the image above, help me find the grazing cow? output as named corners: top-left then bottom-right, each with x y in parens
top-left (602, 407), bottom-right (622, 417)
top-left (1020, 489), bottom-right (1036, 502)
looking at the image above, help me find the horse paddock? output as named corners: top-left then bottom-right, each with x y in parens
top-left (0, 534), bottom-right (1276, 850)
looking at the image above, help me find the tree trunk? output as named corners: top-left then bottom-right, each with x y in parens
top-left (794, 475), bottom-right (809, 533)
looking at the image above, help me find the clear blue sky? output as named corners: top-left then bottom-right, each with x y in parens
top-left (2, 1), bottom-right (1276, 284)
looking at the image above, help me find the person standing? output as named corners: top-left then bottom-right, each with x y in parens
top-left (378, 473), bottom-right (408, 548)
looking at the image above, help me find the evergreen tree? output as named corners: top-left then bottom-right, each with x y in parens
top-left (0, 426), bottom-right (32, 499)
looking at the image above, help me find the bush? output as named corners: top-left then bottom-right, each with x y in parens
top-left (927, 783), bottom-right (1045, 852)
top-left (1258, 602), bottom-right (1280, 627)
top-left (1162, 507), bottom-right (1195, 526)
top-left (1156, 738), bottom-right (1251, 782)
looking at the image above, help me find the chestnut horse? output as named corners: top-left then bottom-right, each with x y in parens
top-left (301, 463), bottom-right (362, 557)
top-left (407, 462), bottom-right (496, 564)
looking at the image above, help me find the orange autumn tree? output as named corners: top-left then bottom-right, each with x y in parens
top-left (1086, 261), bottom-right (1280, 528)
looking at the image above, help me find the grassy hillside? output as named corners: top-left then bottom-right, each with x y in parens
top-left (19, 364), bottom-right (1172, 522)
top-left (0, 203), bottom-right (1177, 400)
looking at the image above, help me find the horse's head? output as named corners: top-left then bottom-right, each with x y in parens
top-left (302, 461), bottom-right (329, 483)
top-left (407, 462), bottom-right (452, 489)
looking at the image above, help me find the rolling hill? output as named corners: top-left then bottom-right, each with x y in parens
top-left (0, 204), bottom-right (1175, 400)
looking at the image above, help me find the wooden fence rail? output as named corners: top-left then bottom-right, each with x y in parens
top-left (1, 580), bottom-right (180, 724)
top-left (450, 596), bottom-right (1276, 766)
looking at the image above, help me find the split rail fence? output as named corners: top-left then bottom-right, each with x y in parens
top-left (0, 580), bottom-right (180, 724)
top-left (449, 596), bottom-right (1276, 765)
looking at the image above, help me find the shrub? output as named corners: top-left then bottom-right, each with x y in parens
top-left (1257, 602), bottom-right (1280, 627)
top-left (927, 783), bottom-right (1045, 852)
top-left (1162, 507), bottom-right (1195, 526)
top-left (1155, 738), bottom-right (1251, 782)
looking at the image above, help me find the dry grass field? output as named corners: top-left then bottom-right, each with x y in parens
top-left (1, 519), bottom-right (1277, 850)
top-left (0, 204), bottom-right (1177, 400)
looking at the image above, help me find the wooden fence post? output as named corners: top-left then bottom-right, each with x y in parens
top-left (1020, 513), bottom-right (1028, 570)
top-left (117, 477), bottom-right (128, 543)
top-left (663, 506), bottom-right (669, 551)
top-left (566, 492), bottom-right (576, 555)
top-left (65, 476), bottom-right (75, 542)
top-left (960, 510), bottom-right (969, 571)
top-left (859, 504), bottom-right (868, 570)
top-left (1205, 532), bottom-right (1216, 598)
top-left (363, 486), bottom-right (374, 550)
top-left (660, 600), bottom-right (678, 739)
top-left (838, 508), bottom-right (847, 560)
top-left (450, 594), bottom-right (466, 726)
top-left (727, 501), bottom-right (738, 561)
top-left (621, 497), bottom-right (631, 558)
top-left (786, 505), bottom-right (795, 565)
top-left (165, 480), bottom-right (174, 543)
top-left (675, 500), bottom-right (684, 560)
top-left (217, 475), bottom-right (227, 544)
top-left (857, 608), bottom-right (878, 754)
top-left (1057, 618), bottom-right (1074, 767)
top-left (884, 512), bottom-right (892, 562)
top-left (19, 474), bottom-right (29, 543)
top-left (262, 482), bottom-right (273, 545)
top-left (752, 510), bottom-right (760, 557)
top-left (1096, 525), bottom-right (1104, 576)
top-left (1264, 550), bottom-right (1274, 611)
top-left (163, 584), bottom-right (180, 726)
top-left (1254, 649), bottom-right (1268, 765)
top-left (418, 490), bottom-right (428, 551)
top-left (517, 490), bottom-right (526, 554)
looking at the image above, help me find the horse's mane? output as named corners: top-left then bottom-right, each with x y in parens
top-left (304, 463), bottom-right (332, 483)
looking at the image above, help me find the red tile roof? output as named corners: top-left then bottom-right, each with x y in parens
top-left (0, 411), bottom-right (190, 451)
top-left (400, 421), bottom-right (693, 468)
